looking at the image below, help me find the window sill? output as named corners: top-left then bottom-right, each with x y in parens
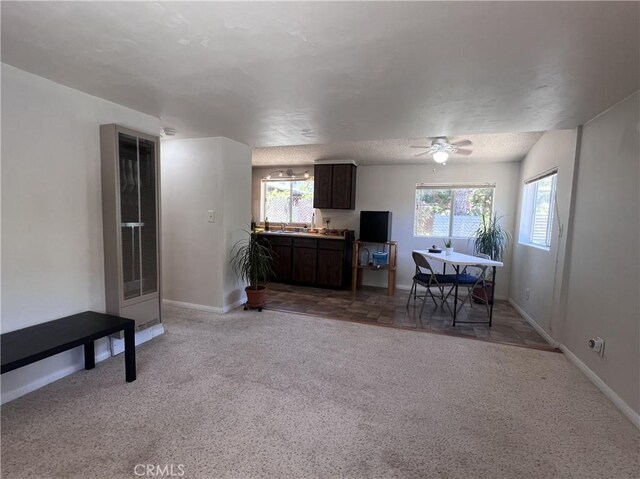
top-left (259, 222), bottom-right (312, 228)
top-left (414, 235), bottom-right (474, 240)
top-left (518, 242), bottom-right (550, 252)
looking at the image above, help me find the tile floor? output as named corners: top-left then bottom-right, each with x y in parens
top-left (264, 282), bottom-right (559, 352)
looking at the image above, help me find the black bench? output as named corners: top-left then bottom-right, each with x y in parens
top-left (1, 311), bottom-right (136, 382)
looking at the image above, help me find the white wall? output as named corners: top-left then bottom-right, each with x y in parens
top-left (509, 94), bottom-right (640, 422)
top-left (221, 140), bottom-right (254, 308)
top-left (161, 137), bottom-right (251, 312)
top-left (561, 93), bottom-right (639, 416)
top-left (252, 161), bottom-right (520, 298)
top-left (509, 130), bottom-right (578, 333)
top-left (358, 163), bottom-right (520, 297)
top-left (1, 64), bottom-right (161, 403)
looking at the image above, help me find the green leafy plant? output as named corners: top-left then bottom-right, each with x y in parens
top-left (472, 213), bottom-right (512, 261)
top-left (230, 231), bottom-right (274, 289)
top-left (443, 238), bottom-right (453, 248)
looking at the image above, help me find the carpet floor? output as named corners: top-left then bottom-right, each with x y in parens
top-left (1, 306), bottom-right (638, 479)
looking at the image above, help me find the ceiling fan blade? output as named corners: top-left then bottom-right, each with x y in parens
top-left (451, 139), bottom-right (472, 147)
top-left (455, 148), bottom-right (473, 156)
top-left (414, 151), bottom-right (431, 157)
top-left (410, 145), bottom-right (431, 149)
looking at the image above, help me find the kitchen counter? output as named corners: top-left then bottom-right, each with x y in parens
top-left (257, 231), bottom-right (347, 240)
top-left (257, 230), bottom-right (356, 289)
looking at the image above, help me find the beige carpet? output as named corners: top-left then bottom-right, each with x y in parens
top-left (1, 306), bottom-right (638, 479)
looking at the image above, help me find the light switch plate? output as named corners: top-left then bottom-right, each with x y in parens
top-left (208, 210), bottom-right (215, 223)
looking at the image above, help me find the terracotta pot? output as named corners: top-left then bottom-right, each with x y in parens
top-left (245, 285), bottom-right (267, 310)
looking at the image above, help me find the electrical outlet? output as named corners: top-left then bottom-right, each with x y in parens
top-left (208, 210), bottom-right (215, 223)
top-left (525, 288), bottom-right (530, 300)
top-left (588, 337), bottom-right (605, 357)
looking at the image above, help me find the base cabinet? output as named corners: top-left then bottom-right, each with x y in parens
top-left (270, 244), bottom-right (292, 281)
top-left (316, 249), bottom-right (344, 287)
top-left (259, 233), bottom-right (354, 289)
top-left (292, 247), bottom-right (317, 283)
top-left (259, 236), bottom-right (293, 282)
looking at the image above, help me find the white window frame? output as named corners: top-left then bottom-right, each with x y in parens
top-left (519, 170), bottom-right (557, 250)
top-left (260, 177), bottom-right (314, 224)
top-left (413, 183), bottom-right (496, 239)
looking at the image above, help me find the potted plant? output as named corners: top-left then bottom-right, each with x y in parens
top-left (471, 214), bottom-right (512, 304)
top-left (230, 231), bottom-right (274, 311)
top-left (443, 238), bottom-right (454, 256)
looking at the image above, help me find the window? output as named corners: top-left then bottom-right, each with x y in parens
top-left (261, 179), bottom-right (314, 223)
top-left (519, 171), bottom-right (557, 249)
top-left (414, 184), bottom-right (495, 237)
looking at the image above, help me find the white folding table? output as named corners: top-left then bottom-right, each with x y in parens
top-left (413, 250), bottom-right (503, 326)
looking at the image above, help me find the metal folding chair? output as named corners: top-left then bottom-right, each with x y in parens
top-left (443, 253), bottom-right (492, 316)
top-left (406, 251), bottom-right (456, 318)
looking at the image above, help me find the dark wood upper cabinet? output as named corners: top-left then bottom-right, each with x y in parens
top-left (331, 164), bottom-right (356, 209)
top-left (313, 164), bottom-right (333, 209)
top-left (313, 164), bottom-right (356, 210)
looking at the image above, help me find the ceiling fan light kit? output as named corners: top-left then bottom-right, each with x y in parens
top-left (433, 151), bottom-right (449, 163)
top-left (412, 136), bottom-right (473, 164)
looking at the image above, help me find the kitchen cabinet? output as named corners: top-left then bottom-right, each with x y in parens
top-left (259, 232), bottom-right (354, 289)
top-left (270, 244), bottom-right (293, 281)
top-left (312, 164), bottom-right (333, 209)
top-left (100, 124), bottom-right (161, 329)
top-left (316, 240), bottom-right (344, 287)
top-left (292, 238), bottom-right (317, 283)
top-left (313, 163), bottom-right (357, 210)
top-left (263, 236), bottom-right (292, 281)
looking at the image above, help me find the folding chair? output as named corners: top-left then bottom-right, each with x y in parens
top-left (406, 251), bottom-right (456, 318)
top-left (443, 253), bottom-right (492, 316)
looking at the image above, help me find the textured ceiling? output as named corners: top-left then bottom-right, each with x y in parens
top-left (252, 131), bottom-right (544, 167)
top-left (1, 2), bottom-right (638, 148)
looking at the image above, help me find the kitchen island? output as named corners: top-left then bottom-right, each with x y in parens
top-left (258, 230), bottom-right (355, 289)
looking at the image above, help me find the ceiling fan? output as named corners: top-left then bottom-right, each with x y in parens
top-left (411, 137), bottom-right (473, 163)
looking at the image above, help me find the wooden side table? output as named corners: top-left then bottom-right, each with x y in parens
top-left (352, 241), bottom-right (398, 296)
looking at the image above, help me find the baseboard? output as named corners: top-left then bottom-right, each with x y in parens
top-left (2, 323), bottom-right (167, 404)
top-left (1, 348), bottom-right (111, 405)
top-left (163, 297), bottom-right (246, 314)
top-left (222, 297), bottom-right (247, 313)
top-left (110, 323), bottom-right (165, 356)
top-left (508, 298), bottom-right (639, 428)
top-left (508, 298), bottom-right (560, 347)
top-left (559, 344), bottom-right (640, 429)
top-left (163, 299), bottom-right (223, 313)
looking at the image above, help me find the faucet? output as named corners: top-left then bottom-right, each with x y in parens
top-left (280, 223), bottom-right (286, 231)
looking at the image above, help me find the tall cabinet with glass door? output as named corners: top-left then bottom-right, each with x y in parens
top-left (100, 125), bottom-right (161, 330)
